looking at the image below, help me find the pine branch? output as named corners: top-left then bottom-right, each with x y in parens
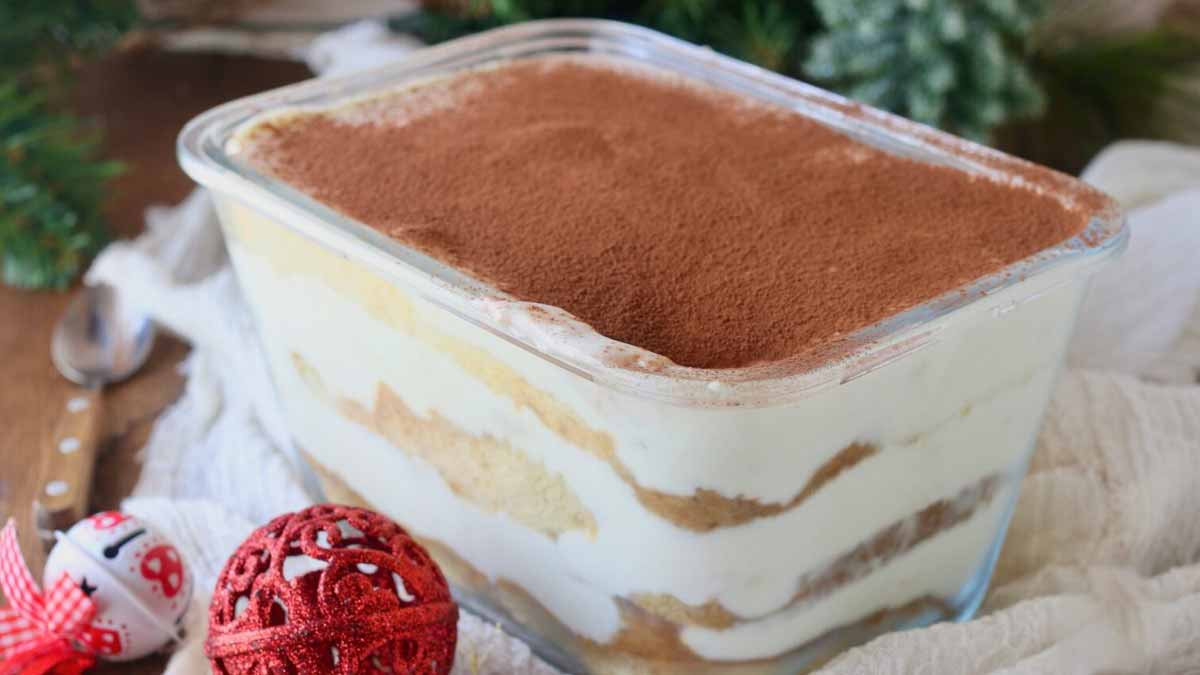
top-left (999, 29), bottom-right (1200, 172)
top-left (1, 0), bottom-right (138, 83)
top-left (0, 84), bottom-right (122, 289)
top-left (0, 0), bottom-right (137, 290)
top-left (408, 1), bottom-right (815, 73)
top-left (712, 1), bottom-right (808, 72)
top-left (1037, 30), bottom-right (1200, 140)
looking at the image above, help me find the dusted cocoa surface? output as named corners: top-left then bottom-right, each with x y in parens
top-left (244, 55), bottom-right (1091, 369)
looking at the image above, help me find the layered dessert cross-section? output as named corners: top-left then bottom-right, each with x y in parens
top-left (191, 37), bottom-right (1119, 674)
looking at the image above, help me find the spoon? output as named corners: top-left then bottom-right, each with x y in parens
top-left (37, 284), bottom-right (156, 535)
top-left (52, 284), bottom-right (155, 387)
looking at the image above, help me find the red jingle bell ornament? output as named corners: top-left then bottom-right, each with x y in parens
top-left (205, 504), bottom-right (458, 674)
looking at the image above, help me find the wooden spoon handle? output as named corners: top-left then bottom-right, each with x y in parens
top-left (37, 387), bottom-right (104, 534)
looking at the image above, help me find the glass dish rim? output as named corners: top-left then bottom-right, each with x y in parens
top-left (178, 18), bottom-right (1128, 408)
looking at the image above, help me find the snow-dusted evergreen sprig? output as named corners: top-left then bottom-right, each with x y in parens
top-left (804, 0), bottom-right (1047, 142)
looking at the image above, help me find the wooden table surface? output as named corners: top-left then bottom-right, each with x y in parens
top-left (0, 46), bottom-right (309, 674)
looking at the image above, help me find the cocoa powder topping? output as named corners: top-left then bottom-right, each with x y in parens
top-left (241, 56), bottom-right (1091, 369)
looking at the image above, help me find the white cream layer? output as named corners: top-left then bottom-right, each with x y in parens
top-left (221, 201), bottom-right (1085, 660)
top-left (682, 493), bottom-right (1011, 659)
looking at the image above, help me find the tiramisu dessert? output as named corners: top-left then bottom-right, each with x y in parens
top-left (183, 22), bottom-right (1124, 674)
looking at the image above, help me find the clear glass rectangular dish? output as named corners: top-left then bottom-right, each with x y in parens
top-left (180, 19), bottom-right (1127, 674)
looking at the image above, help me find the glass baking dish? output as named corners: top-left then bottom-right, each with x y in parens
top-left (179, 19), bottom-right (1127, 674)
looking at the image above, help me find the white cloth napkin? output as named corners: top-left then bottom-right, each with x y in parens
top-left (1068, 143), bottom-right (1200, 381)
top-left (85, 23), bottom-right (1200, 675)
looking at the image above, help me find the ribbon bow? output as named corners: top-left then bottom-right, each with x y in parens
top-left (0, 520), bottom-right (96, 675)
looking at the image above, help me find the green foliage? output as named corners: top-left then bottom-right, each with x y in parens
top-left (1038, 30), bottom-right (1200, 141)
top-left (0, 84), bottom-right (122, 289)
top-left (803, 0), bottom-right (1048, 143)
top-left (1003, 29), bottom-right (1200, 173)
top-left (474, 0), bottom-right (619, 22)
top-left (400, 0), bottom-right (814, 74)
top-left (710, 1), bottom-right (806, 72)
top-left (0, 0), bottom-right (137, 289)
top-left (1, 0), bottom-right (139, 81)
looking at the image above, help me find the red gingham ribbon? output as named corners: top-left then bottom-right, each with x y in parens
top-left (0, 520), bottom-right (96, 675)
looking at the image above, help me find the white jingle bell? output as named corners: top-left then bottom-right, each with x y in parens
top-left (42, 511), bottom-right (193, 661)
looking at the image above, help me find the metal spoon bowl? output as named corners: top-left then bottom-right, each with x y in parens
top-left (51, 284), bottom-right (156, 388)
